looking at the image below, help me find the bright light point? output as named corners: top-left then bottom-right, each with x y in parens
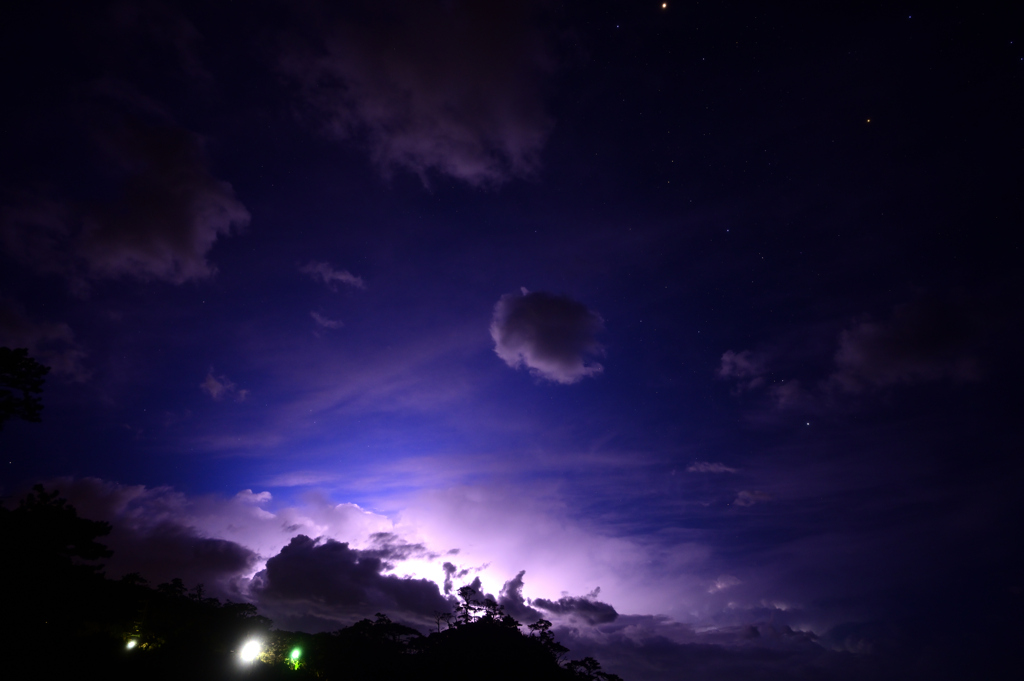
top-left (290, 648), bottom-right (301, 660)
top-left (662, 3), bottom-right (667, 7)
top-left (239, 640), bottom-right (261, 663)
top-left (126, 639), bottom-right (137, 649)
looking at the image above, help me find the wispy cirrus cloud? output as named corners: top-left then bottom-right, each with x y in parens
top-left (300, 261), bottom-right (365, 290)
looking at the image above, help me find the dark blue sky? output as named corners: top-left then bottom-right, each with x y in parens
top-left (1, 2), bottom-right (1021, 679)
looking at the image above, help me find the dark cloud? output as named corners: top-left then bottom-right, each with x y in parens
top-left (28, 477), bottom-right (257, 597)
top-left (498, 570), bottom-right (542, 623)
top-left (300, 261), bottom-right (365, 290)
top-left (1, 90), bottom-right (248, 287)
top-left (280, 0), bottom-right (554, 186)
top-left (830, 298), bottom-right (983, 392)
top-left (532, 587), bottom-right (618, 625)
top-left (364, 531), bottom-right (438, 566)
top-left (491, 289), bottom-right (605, 384)
top-left (442, 561), bottom-right (457, 595)
top-left (0, 299), bottom-right (89, 380)
top-left (80, 109), bottom-right (250, 283)
top-left (252, 534), bottom-right (451, 625)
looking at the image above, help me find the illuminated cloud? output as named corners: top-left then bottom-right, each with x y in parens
top-left (300, 261), bottom-right (365, 290)
top-left (280, 0), bottom-right (553, 186)
top-left (490, 289), bottom-right (605, 384)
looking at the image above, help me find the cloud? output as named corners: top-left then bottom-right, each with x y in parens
top-left (279, 0), bottom-right (554, 186)
top-left (251, 534), bottom-right (451, 627)
top-left (708, 575), bottom-right (742, 593)
top-left (498, 570), bottom-right (543, 623)
top-left (300, 261), bottom-right (365, 290)
top-left (490, 289), bottom-right (605, 384)
top-left (200, 370), bottom-right (248, 401)
top-left (734, 491), bottom-right (772, 507)
top-left (0, 299), bottom-right (89, 380)
top-left (311, 310), bottom-right (343, 329)
top-left (1, 100), bottom-right (249, 287)
top-left (687, 462), bottom-right (737, 474)
top-left (532, 587), bottom-right (619, 625)
top-left (830, 298), bottom-right (983, 392)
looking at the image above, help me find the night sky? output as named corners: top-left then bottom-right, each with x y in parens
top-left (2, 2), bottom-right (1022, 678)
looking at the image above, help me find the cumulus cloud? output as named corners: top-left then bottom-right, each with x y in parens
top-left (280, 0), bottom-right (554, 186)
top-left (200, 370), bottom-right (248, 401)
top-left (34, 477), bottom-right (397, 600)
top-left (311, 310), bottom-right (343, 329)
top-left (300, 261), bottom-right (365, 290)
top-left (830, 298), bottom-right (983, 392)
top-left (532, 587), bottom-right (619, 625)
top-left (490, 289), bottom-right (605, 384)
top-left (498, 570), bottom-right (542, 623)
top-left (687, 462), bottom-right (738, 474)
top-left (1, 95), bottom-right (249, 287)
top-left (251, 534), bottom-right (451, 627)
top-left (0, 299), bottom-right (89, 380)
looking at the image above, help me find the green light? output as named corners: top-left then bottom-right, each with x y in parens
top-left (290, 648), bottom-right (301, 660)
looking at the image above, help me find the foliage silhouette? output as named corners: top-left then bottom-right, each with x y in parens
top-left (0, 347), bottom-right (49, 429)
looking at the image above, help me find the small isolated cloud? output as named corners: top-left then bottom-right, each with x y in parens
top-left (734, 491), bottom-right (772, 507)
top-left (490, 289), bottom-right (604, 384)
top-left (718, 350), bottom-right (765, 381)
top-left (687, 462), bottom-right (738, 474)
top-left (200, 370), bottom-right (247, 402)
top-left (0, 299), bottom-right (89, 380)
top-left (708, 575), bottom-right (742, 593)
top-left (310, 310), bottom-right (343, 329)
top-left (251, 534), bottom-right (451, 626)
top-left (532, 587), bottom-right (619, 625)
top-left (830, 297), bottom-right (982, 392)
top-left (279, 1), bottom-right (554, 187)
top-left (300, 261), bottom-right (365, 290)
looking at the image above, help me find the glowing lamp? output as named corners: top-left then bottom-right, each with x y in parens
top-left (239, 640), bottom-right (261, 663)
top-left (126, 640), bottom-right (137, 649)
top-left (290, 648), bottom-right (301, 660)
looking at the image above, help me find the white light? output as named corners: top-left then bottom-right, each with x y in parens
top-left (126, 640), bottom-right (137, 649)
top-left (239, 640), bottom-right (261, 663)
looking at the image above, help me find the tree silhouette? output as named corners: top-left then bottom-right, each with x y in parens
top-left (0, 347), bottom-right (50, 429)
